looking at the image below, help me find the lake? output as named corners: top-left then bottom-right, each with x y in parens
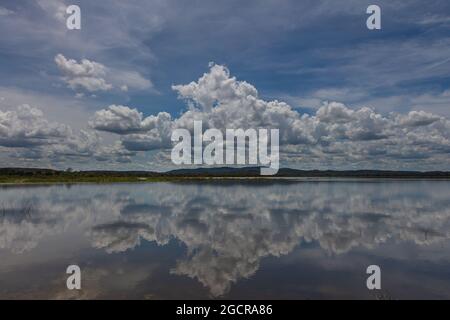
top-left (1, 180), bottom-right (450, 299)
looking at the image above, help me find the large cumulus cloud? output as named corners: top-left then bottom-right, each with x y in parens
top-left (0, 104), bottom-right (69, 148)
top-left (89, 105), bottom-right (172, 135)
top-left (2, 63), bottom-right (449, 169)
top-left (0, 103), bottom-right (133, 166)
top-left (88, 64), bottom-right (450, 169)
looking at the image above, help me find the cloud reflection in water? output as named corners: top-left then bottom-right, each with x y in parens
top-left (1, 181), bottom-right (450, 297)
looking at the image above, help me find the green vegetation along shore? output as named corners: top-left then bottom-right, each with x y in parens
top-left (0, 167), bottom-right (450, 184)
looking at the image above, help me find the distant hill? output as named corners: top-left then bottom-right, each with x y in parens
top-left (1, 167), bottom-right (450, 179)
top-left (165, 167), bottom-right (450, 178)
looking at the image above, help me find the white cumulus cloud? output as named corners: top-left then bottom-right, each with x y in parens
top-left (88, 63), bottom-right (450, 170)
top-left (55, 54), bottom-right (153, 94)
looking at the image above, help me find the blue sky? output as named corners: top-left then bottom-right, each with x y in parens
top-left (0, 0), bottom-right (449, 170)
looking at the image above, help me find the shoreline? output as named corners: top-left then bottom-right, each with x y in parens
top-left (2, 175), bottom-right (450, 186)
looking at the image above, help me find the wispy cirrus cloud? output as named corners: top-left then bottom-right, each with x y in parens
top-left (0, 6), bottom-right (14, 16)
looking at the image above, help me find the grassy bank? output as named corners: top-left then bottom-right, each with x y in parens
top-left (0, 168), bottom-right (180, 184)
top-left (0, 175), bottom-right (172, 184)
top-left (1, 167), bottom-right (449, 184)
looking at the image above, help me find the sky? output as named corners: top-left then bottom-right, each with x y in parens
top-left (0, 0), bottom-right (449, 171)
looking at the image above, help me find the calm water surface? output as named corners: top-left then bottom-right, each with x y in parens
top-left (1, 180), bottom-right (450, 299)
